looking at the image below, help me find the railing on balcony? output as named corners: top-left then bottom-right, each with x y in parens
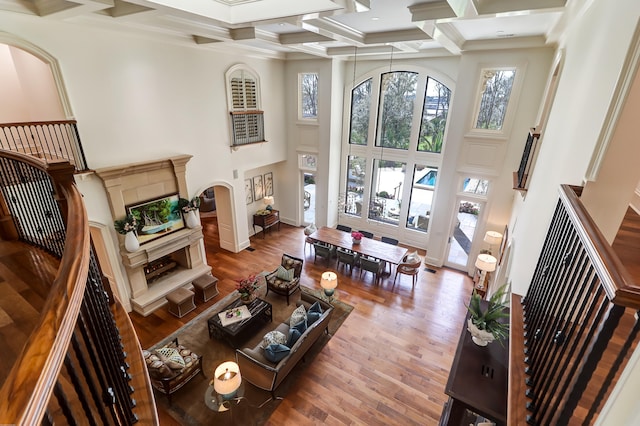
top-left (0, 120), bottom-right (89, 172)
top-left (0, 151), bottom-right (155, 425)
top-left (509, 184), bottom-right (640, 425)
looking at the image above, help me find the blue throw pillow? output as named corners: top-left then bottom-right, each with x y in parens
top-left (264, 344), bottom-right (290, 363)
top-left (307, 301), bottom-right (324, 325)
top-left (287, 328), bottom-right (302, 346)
top-left (289, 319), bottom-right (307, 346)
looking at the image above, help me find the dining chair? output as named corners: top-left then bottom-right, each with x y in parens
top-left (380, 237), bottom-right (398, 273)
top-left (313, 242), bottom-right (335, 265)
top-left (358, 230), bottom-right (374, 239)
top-left (336, 224), bottom-right (352, 233)
top-left (381, 236), bottom-right (399, 245)
top-left (336, 248), bottom-right (358, 275)
top-left (393, 253), bottom-right (422, 289)
top-left (360, 256), bottom-right (383, 284)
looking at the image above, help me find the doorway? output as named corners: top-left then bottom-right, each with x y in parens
top-left (303, 172), bottom-right (316, 225)
top-left (445, 198), bottom-right (482, 270)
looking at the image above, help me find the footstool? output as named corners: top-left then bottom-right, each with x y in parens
top-left (166, 287), bottom-right (196, 318)
top-left (192, 274), bottom-right (219, 303)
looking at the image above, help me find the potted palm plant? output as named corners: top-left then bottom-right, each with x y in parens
top-left (466, 284), bottom-right (510, 346)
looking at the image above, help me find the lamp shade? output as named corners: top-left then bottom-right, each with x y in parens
top-left (320, 271), bottom-right (338, 290)
top-left (263, 196), bottom-right (274, 206)
top-left (484, 231), bottom-right (503, 246)
top-left (213, 361), bottom-right (241, 398)
top-left (475, 253), bottom-right (497, 272)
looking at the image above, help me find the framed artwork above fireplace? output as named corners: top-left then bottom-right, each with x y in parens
top-left (127, 193), bottom-right (185, 245)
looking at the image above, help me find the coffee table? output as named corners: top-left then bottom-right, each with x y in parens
top-left (208, 297), bottom-right (272, 348)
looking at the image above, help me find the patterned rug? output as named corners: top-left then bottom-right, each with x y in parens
top-left (149, 285), bottom-right (353, 425)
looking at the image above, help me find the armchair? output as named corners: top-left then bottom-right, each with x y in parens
top-left (393, 253), bottom-right (422, 288)
top-left (265, 253), bottom-right (304, 305)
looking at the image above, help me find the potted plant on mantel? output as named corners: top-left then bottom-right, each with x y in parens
top-left (179, 197), bottom-right (201, 229)
top-left (466, 284), bottom-right (510, 346)
top-left (114, 214), bottom-right (140, 252)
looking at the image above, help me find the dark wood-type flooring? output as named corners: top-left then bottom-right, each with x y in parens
top-left (131, 217), bottom-right (472, 425)
top-left (1, 206), bottom-right (640, 424)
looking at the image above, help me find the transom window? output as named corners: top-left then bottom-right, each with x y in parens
top-left (474, 68), bottom-right (516, 131)
top-left (299, 73), bottom-right (318, 120)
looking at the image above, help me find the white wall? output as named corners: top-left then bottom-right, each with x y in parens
top-left (507, 0), bottom-right (640, 297)
top-left (0, 44), bottom-right (64, 122)
top-left (0, 11), bottom-right (288, 254)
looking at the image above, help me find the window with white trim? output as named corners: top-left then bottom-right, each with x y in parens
top-left (226, 65), bottom-right (265, 147)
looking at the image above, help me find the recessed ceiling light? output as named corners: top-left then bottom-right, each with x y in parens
top-left (371, 17), bottom-right (380, 21)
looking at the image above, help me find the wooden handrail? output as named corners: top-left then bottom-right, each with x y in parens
top-left (0, 154), bottom-right (90, 424)
top-left (507, 293), bottom-right (527, 425)
top-left (560, 184), bottom-right (640, 309)
top-left (0, 119), bottom-right (78, 127)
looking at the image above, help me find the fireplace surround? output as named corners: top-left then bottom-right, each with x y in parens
top-left (96, 155), bottom-right (212, 315)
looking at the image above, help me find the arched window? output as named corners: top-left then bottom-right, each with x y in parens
top-left (343, 68), bottom-right (452, 234)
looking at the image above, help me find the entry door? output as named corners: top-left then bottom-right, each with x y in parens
top-left (445, 198), bottom-right (483, 270)
top-left (303, 172), bottom-right (316, 225)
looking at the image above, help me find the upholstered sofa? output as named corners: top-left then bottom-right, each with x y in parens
top-left (235, 291), bottom-right (333, 395)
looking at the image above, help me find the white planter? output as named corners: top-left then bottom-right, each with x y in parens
top-left (467, 318), bottom-right (496, 346)
top-left (124, 231), bottom-right (139, 252)
top-left (185, 210), bottom-right (199, 228)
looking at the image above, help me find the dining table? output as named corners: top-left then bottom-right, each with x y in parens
top-left (308, 226), bottom-right (408, 266)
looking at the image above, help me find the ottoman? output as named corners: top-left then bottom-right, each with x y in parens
top-left (192, 274), bottom-right (219, 303)
top-left (166, 287), bottom-right (196, 318)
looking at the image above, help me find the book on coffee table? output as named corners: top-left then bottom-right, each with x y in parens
top-left (218, 305), bottom-right (252, 327)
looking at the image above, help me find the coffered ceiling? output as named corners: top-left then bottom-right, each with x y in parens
top-left (1, 0), bottom-right (568, 59)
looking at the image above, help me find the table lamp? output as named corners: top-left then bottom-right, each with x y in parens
top-left (475, 253), bottom-right (497, 290)
top-left (213, 361), bottom-right (241, 400)
top-left (263, 196), bottom-right (274, 210)
top-left (483, 231), bottom-right (503, 254)
top-left (320, 271), bottom-right (338, 299)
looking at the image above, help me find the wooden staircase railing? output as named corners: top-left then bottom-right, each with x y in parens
top-left (0, 151), bottom-right (156, 425)
top-left (509, 184), bottom-right (640, 425)
top-left (0, 120), bottom-right (89, 172)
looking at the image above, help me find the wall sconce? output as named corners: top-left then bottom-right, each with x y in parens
top-left (320, 271), bottom-right (338, 300)
top-left (475, 253), bottom-right (497, 290)
top-left (263, 196), bottom-right (274, 210)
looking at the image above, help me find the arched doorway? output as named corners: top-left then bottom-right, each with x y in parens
top-left (197, 183), bottom-right (238, 253)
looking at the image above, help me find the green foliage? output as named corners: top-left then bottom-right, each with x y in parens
top-left (467, 284), bottom-right (510, 342)
top-left (114, 214), bottom-right (139, 235)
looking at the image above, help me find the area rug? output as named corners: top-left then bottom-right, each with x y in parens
top-left (149, 285), bottom-right (353, 426)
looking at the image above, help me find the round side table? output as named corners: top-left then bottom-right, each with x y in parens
top-left (204, 383), bottom-right (245, 412)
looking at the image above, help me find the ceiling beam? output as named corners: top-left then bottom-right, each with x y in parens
top-left (408, 1), bottom-right (457, 21)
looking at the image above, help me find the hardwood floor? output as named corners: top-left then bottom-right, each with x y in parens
top-left (130, 216), bottom-right (474, 425)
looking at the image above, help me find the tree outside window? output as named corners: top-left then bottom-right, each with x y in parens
top-left (418, 78), bottom-right (451, 153)
top-left (300, 73), bottom-right (318, 120)
top-left (349, 79), bottom-right (371, 145)
top-left (475, 69), bottom-right (516, 130)
top-left (377, 71), bottom-right (418, 150)
top-left (344, 155), bottom-right (367, 216)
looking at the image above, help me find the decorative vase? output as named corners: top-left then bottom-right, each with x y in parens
top-left (352, 238), bottom-right (361, 245)
top-left (240, 293), bottom-right (254, 304)
top-left (185, 210), bottom-right (199, 228)
top-left (467, 318), bottom-right (495, 346)
top-left (124, 231), bottom-right (139, 252)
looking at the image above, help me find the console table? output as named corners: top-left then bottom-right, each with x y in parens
top-left (440, 302), bottom-right (509, 426)
top-left (253, 210), bottom-right (280, 238)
